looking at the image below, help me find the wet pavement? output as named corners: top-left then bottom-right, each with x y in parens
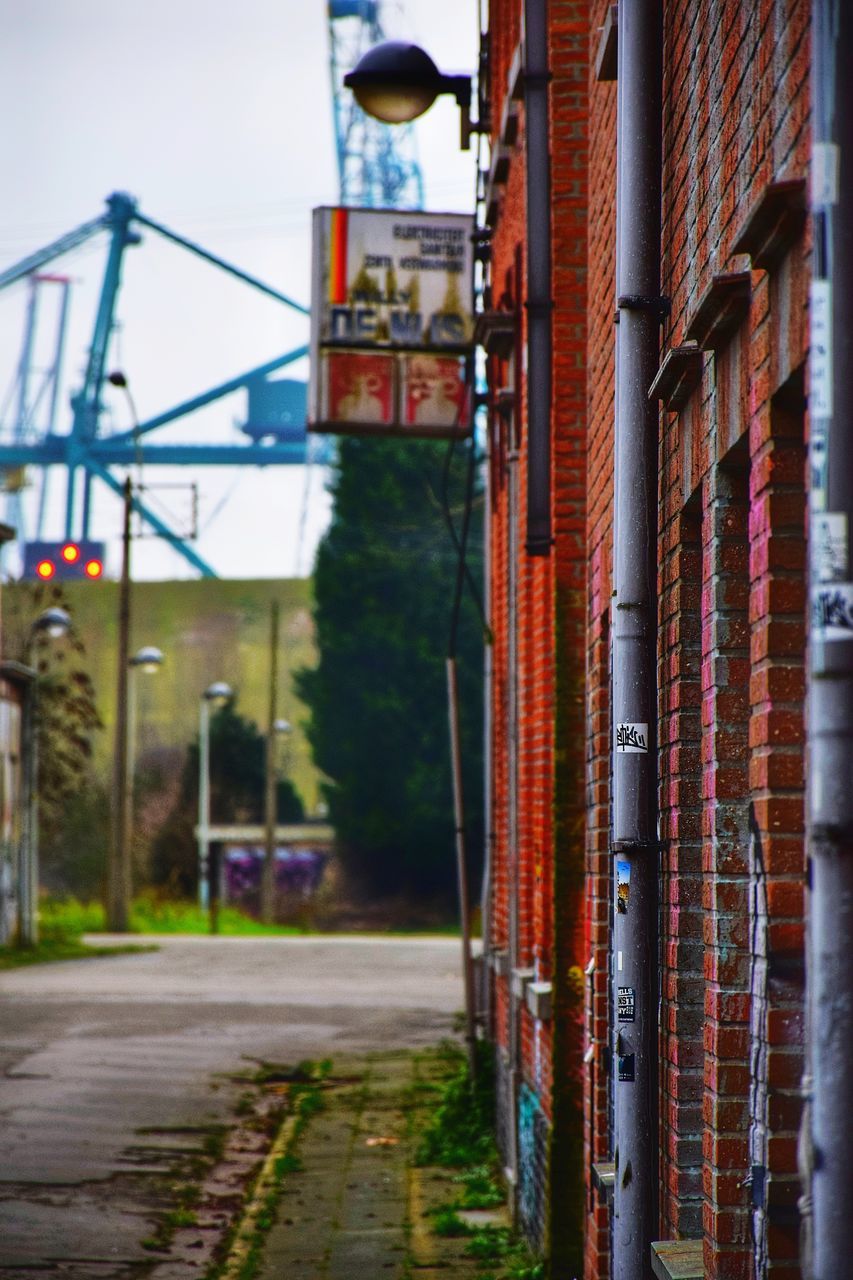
top-left (0, 935), bottom-right (464, 1278)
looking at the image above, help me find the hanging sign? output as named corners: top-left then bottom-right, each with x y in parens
top-left (308, 206), bottom-right (475, 439)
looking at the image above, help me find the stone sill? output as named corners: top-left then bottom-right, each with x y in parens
top-left (651, 1239), bottom-right (704, 1280)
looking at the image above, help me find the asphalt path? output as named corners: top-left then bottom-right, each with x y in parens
top-left (0, 935), bottom-right (464, 1278)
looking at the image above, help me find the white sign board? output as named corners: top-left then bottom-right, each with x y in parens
top-left (309, 207), bottom-right (475, 439)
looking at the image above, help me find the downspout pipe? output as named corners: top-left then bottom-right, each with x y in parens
top-left (611, 4), bottom-right (662, 1278)
top-left (523, 0), bottom-right (552, 556)
top-left (807, 3), bottom-right (853, 1276)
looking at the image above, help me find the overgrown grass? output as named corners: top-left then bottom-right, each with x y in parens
top-left (40, 895), bottom-right (306, 938)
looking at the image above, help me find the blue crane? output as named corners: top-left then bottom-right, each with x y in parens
top-left (0, 191), bottom-right (320, 578)
top-left (328, 0), bottom-right (424, 208)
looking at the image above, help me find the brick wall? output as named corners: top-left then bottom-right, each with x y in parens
top-left (485, 2), bottom-right (810, 1276)
top-left (483, 0), bottom-right (588, 1271)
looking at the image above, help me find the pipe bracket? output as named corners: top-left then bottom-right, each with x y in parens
top-left (611, 839), bottom-right (667, 856)
top-left (616, 294), bottom-right (671, 323)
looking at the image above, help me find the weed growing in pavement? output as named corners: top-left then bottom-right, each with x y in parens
top-left (411, 1043), bottom-right (543, 1280)
top-left (415, 1040), bottom-right (497, 1167)
top-left (204, 1061), bottom-right (330, 1280)
top-left (431, 1207), bottom-right (474, 1237)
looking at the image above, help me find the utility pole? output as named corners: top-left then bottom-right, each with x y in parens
top-left (261, 600), bottom-right (280, 924)
top-left (611, 4), bottom-right (662, 1278)
top-left (807, 3), bottom-right (853, 1274)
top-left (107, 477), bottom-right (132, 931)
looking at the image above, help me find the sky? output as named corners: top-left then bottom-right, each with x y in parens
top-left (0, 0), bottom-right (478, 580)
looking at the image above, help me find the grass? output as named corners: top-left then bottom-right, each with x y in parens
top-left (39, 894), bottom-right (306, 938)
top-left (0, 934), bottom-right (153, 970)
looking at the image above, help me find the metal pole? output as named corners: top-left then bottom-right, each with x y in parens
top-left (198, 698), bottom-right (210, 912)
top-left (107, 476), bottom-right (132, 931)
top-left (523, 0), bottom-right (553, 557)
top-left (807, 3), bottom-right (853, 1274)
top-left (261, 600), bottom-right (280, 924)
top-left (447, 655), bottom-right (478, 1081)
top-left (19, 677), bottom-right (38, 946)
top-left (612, 4), bottom-right (662, 1277)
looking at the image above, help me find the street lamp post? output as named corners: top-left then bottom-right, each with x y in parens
top-left (198, 682), bottom-right (232, 912)
top-left (124, 645), bottom-right (164, 907)
top-left (19, 607), bottom-right (72, 946)
top-left (107, 476), bottom-right (135, 931)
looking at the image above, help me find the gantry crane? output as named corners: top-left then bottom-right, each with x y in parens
top-left (0, 192), bottom-right (320, 577)
top-left (328, 0), bottom-right (424, 208)
top-left (0, 2), bottom-right (424, 577)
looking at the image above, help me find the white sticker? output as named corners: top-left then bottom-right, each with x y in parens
top-left (810, 418), bottom-right (829, 511)
top-left (616, 722), bottom-right (648, 753)
top-left (617, 950), bottom-right (623, 972)
top-left (812, 582), bottom-right (853, 639)
top-left (813, 513), bottom-right (848, 583)
top-left (812, 142), bottom-right (840, 208)
top-left (810, 281), bottom-right (833, 418)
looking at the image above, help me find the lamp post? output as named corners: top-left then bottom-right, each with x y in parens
top-left (198, 681), bottom-right (232, 912)
top-left (124, 645), bottom-right (164, 904)
top-left (19, 607), bottom-right (72, 946)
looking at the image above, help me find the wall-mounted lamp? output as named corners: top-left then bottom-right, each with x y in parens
top-left (344, 41), bottom-right (476, 149)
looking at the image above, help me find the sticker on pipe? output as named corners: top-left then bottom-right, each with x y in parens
top-left (618, 987), bottom-right (635, 1022)
top-left (616, 861), bottom-right (631, 914)
top-left (813, 513), bottom-right (848, 583)
top-left (618, 1052), bottom-right (635, 1083)
top-left (616, 722), bottom-right (648, 753)
top-left (809, 281), bottom-right (833, 419)
top-left (812, 582), bottom-right (853, 640)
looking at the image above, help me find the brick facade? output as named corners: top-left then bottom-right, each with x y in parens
top-left (482, 2), bottom-right (810, 1277)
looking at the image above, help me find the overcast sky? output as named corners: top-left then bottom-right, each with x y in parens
top-left (0, 0), bottom-right (478, 580)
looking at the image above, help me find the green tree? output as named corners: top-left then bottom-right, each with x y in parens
top-left (297, 435), bottom-right (484, 903)
top-left (151, 701), bottom-right (304, 895)
top-left (4, 581), bottom-right (104, 897)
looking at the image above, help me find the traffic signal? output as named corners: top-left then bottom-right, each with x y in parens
top-left (23, 540), bottom-right (106, 582)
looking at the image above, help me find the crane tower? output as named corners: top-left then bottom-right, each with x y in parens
top-left (328, 0), bottom-right (425, 209)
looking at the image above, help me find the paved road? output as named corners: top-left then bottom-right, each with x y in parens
top-left (0, 936), bottom-right (464, 1278)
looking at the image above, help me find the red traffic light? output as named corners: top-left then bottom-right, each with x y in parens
top-left (24, 540), bottom-right (106, 582)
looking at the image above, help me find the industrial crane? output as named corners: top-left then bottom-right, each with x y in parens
top-left (0, 1), bottom-right (424, 578)
top-left (328, 0), bottom-right (424, 209)
top-left (0, 192), bottom-right (316, 577)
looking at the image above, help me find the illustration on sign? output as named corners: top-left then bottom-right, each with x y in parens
top-left (309, 206), bottom-right (474, 439)
top-left (616, 861), bottom-right (631, 914)
top-left (403, 354), bottom-right (468, 428)
top-left (618, 986), bottom-right (635, 1022)
top-left (618, 1052), bottom-right (635, 1083)
top-left (324, 352), bottom-right (394, 425)
top-left (616, 722), bottom-right (648, 753)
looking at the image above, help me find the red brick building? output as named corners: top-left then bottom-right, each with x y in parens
top-left (480, 3), bottom-right (812, 1278)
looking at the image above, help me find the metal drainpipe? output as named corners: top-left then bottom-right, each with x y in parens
top-left (807, 3), bottom-right (853, 1275)
top-left (506, 444), bottom-right (521, 1196)
top-left (523, 0), bottom-right (552, 557)
top-left (611, 4), bottom-right (662, 1278)
top-left (482, 432), bottom-right (495, 1038)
